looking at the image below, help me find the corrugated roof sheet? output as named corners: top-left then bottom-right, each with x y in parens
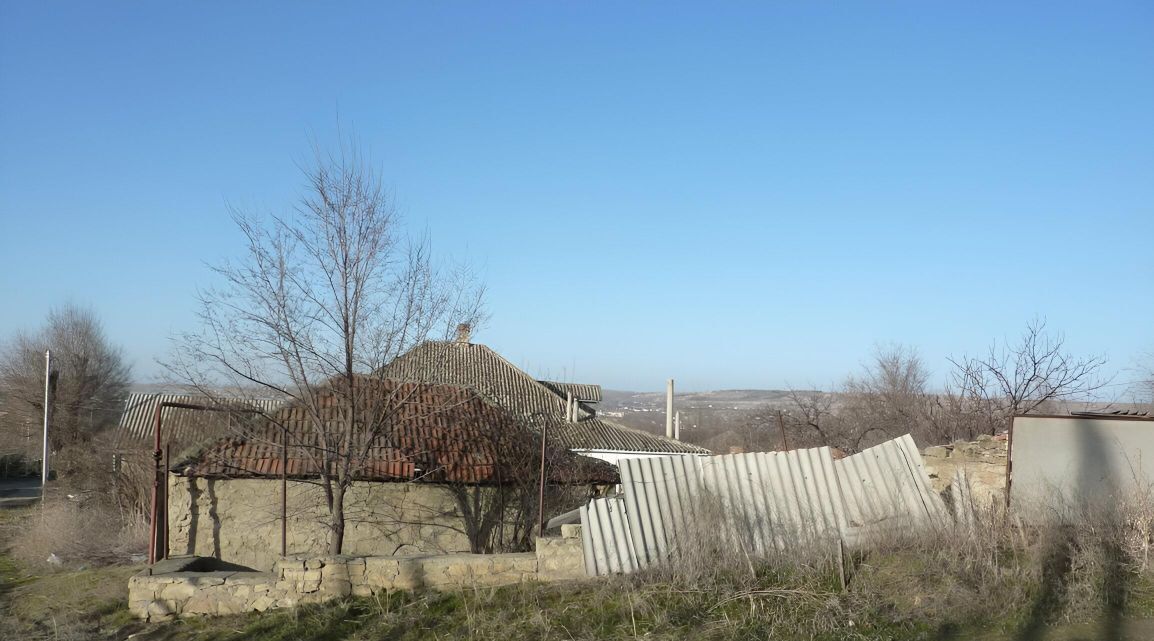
top-left (538, 381), bottom-right (603, 403)
top-left (116, 393), bottom-right (283, 449)
top-left (581, 497), bottom-right (637, 575)
top-left (580, 434), bottom-right (947, 575)
top-left (176, 378), bottom-right (618, 486)
top-left (378, 341), bottom-right (709, 456)
top-left (833, 434), bottom-right (949, 544)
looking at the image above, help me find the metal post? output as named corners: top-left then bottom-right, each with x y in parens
top-left (148, 402), bottom-right (163, 564)
top-left (281, 427), bottom-right (288, 558)
top-left (163, 443), bottom-right (170, 560)
top-left (537, 420), bottom-right (548, 537)
top-left (41, 350), bottom-right (51, 489)
top-left (145, 400), bottom-right (266, 565)
top-left (777, 411), bottom-right (790, 451)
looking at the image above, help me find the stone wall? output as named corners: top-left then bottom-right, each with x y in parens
top-left (535, 524), bottom-right (585, 580)
top-left (168, 476), bottom-right (473, 571)
top-left (921, 433), bottom-right (1008, 509)
top-left (130, 526), bottom-right (588, 621)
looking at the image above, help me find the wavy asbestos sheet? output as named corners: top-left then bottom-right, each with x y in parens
top-left (580, 434), bottom-right (947, 576)
top-left (834, 434), bottom-right (949, 546)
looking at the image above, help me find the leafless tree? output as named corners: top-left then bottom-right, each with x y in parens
top-left (0, 305), bottom-right (131, 451)
top-left (948, 318), bottom-right (1108, 435)
top-left (441, 414), bottom-right (598, 553)
top-left (839, 344), bottom-right (935, 449)
top-left (166, 140), bottom-right (485, 555)
top-left (782, 388), bottom-right (840, 448)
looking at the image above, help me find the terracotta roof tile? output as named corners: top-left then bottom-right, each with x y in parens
top-left (175, 378), bottom-right (618, 485)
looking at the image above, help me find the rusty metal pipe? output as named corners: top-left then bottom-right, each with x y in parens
top-left (281, 427), bottom-right (288, 558)
top-left (148, 400), bottom-right (265, 565)
top-left (537, 420), bottom-right (548, 538)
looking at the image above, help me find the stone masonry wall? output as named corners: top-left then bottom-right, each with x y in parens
top-left (130, 526), bottom-right (587, 621)
top-left (921, 433), bottom-right (1008, 509)
top-left (167, 476), bottom-right (473, 571)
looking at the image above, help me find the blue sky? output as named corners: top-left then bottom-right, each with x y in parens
top-left (1, 2), bottom-right (1151, 393)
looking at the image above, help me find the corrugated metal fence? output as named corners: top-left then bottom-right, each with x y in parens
top-left (581, 434), bottom-right (947, 576)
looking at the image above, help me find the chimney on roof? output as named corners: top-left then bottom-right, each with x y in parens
top-left (455, 323), bottom-right (471, 344)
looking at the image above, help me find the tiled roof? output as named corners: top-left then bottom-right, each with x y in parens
top-left (175, 378), bottom-right (618, 485)
top-left (378, 341), bottom-right (709, 456)
top-left (538, 381), bottom-right (603, 403)
top-left (116, 393), bottom-right (283, 449)
top-left (378, 341), bottom-right (587, 419)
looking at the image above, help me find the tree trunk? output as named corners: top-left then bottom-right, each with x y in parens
top-left (329, 483), bottom-right (346, 555)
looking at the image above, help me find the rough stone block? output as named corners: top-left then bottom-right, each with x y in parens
top-left (160, 581), bottom-right (196, 602)
top-left (182, 593), bottom-right (218, 616)
top-left (560, 524), bottom-right (582, 539)
top-left (351, 585), bottom-right (375, 597)
top-left (923, 446), bottom-right (950, 459)
top-left (146, 600), bottom-right (175, 621)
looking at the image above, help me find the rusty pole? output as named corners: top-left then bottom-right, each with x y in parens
top-left (148, 402), bottom-right (163, 564)
top-left (163, 443), bottom-right (171, 559)
top-left (148, 401), bottom-right (266, 565)
top-left (537, 421), bottom-right (548, 538)
top-left (281, 427), bottom-right (288, 558)
top-left (776, 411), bottom-right (790, 451)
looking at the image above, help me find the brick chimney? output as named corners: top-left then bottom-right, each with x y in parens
top-left (455, 322), bottom-right (471, 344)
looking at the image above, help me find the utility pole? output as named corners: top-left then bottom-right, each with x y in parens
top-left (665, 379), bottom-right (675, 439)
top-left (41, 350), bottom-right (55, 490)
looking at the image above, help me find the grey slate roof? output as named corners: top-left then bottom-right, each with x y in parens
top-left (378, 341), bottom-right (709, 456)
top-left (116, 393), bottom-right (283, 450)
top-left (538, 381), bottom-right (603, 403)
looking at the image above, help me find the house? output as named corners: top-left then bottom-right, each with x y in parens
top-left (377, 327), bottom-right (711, 465)
top-left (165, 377), bottom-right (617, 571)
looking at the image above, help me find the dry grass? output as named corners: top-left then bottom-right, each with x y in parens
top-left (9, 498), bottom-right (147, 570)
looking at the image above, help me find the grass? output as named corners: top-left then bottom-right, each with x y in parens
top-left (7, 496), bottom-right (1154, 641)
top-left (3, 553), bottom-right (1154, 640)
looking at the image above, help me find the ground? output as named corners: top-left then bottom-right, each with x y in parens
top-left (5, 505), bottom-right (1154, 640)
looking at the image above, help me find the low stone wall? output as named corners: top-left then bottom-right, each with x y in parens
top-left (921, 433), bottom-right (1008, 509)
top-left (130, 526), bottom-right (588, 621)
top-left (168, 476), bottom-right (475, 571)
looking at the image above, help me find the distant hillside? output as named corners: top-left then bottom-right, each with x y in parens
top-left (599, 388), bottom-right (818, 413)
top-left (598, 388), bottom-right (829, 448)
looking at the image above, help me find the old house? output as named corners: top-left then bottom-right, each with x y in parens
top-left (378, 327), bottom-right (711, 464)
top-left (165, 378), bottom-right (617, 571)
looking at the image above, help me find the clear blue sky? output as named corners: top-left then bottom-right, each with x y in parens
top-left (1, 2), bottom-right (1151, 394)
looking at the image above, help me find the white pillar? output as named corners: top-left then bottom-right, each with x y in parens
top-left (41, 349), bottom-right (51, 488)
top-left (665, 379), bottom-right (675, 439)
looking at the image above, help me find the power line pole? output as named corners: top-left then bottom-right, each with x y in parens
top-left (41, 350), bottom-right (54, 489)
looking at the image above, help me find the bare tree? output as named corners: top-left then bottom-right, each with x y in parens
top-left (948, 318), bottom-right (1108, 435)
top-left (167, 140), bottom-right (484, 555)
top-left (782, 388), bottom-right (839, 448)
top-left (839, 344), bottom-right (935, 449)
top-left (441, 413), bottom-right (602, 553)
top-left (0, 305), bottom-right (131, 451)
